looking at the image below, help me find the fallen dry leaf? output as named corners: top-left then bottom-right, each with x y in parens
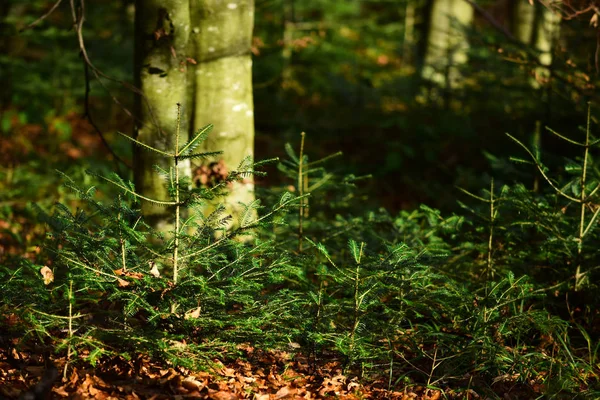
top-left (115, 269), bottom-right (143, 279)
top-left (40, 266), bottom-right (54, 285)
top-left (275, 385), bottom-right (296, 399)
top-left (117, 278), bottom-right (130, 288)
top-left (429, 390), bottom-right (441, 400)
top-left (221, 367), bottom-right (236, 378)
top-left (209, 390), bottom-right (237, 400)
top-left (149, 262), bottom-right (161, 278)
top-left (181, 376), bottom-right (203, 391)
top-left (185, 307), bottom-right (202, 320)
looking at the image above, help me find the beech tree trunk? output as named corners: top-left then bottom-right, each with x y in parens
top-left (134, 0), bottom-right (255, 230)
top-left (533, 3), bottom-right (561, 78)
top-left (134, 0), bottom-right (192, 230)
top-left (189, 0), bottom-right (255, 221)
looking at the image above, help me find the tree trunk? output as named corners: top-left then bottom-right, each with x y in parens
top-left (533, 4), bottom-right (561, 70)
top-left (511, 0), bottom-right (561, 87)
top-left (134, 0), bottom-right (256, 230)
top-left (134, 0), bottom-right (191, 230)
top-left (421, 0), bottom-right (473, 90)
top-left (511, 0), bottom-right (535, 45)
top-left (189, 0), bottom-right (255, 223)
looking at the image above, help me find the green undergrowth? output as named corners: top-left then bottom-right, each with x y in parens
top-left (2, 107), bottom-right (600, 398)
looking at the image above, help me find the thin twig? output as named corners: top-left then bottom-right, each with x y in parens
top-left (20, 1), bottom-right (131, 168)
top-left (83, 63), bottom-right (131, 169)
top-left (63, 0), bottom-right (160, 166)
top-left (20, 0), bottom-right (64, 31)
top-left (298, 132), bottom-right (306, 253)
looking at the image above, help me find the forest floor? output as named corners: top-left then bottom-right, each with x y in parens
top-left (0, 342), bottom-right (543, 400)
top-left (0, 345), bottom-right (450, 400)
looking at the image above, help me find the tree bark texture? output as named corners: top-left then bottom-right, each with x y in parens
top-left (190, 0), bottom-right (255, 221)
top-left (134, 0), bottom-right (255, 229)
top-left (134, 0), bottom-right (192, 230)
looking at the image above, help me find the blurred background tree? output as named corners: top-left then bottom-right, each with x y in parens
top-left (421, 0), bottom-right (474, 95)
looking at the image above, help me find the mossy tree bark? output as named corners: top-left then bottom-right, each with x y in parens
top-left (421, 0), bottom-right (473, 91)
top-left (134, 0), bottom-right (191, 230)
top-left (189, 0), bottom-right (255, 222)
top-left (134, 0), bottom-right (256, 230)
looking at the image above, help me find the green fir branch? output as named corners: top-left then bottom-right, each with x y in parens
top-left (178, 124), bottom-right (213, 155)
top-left (87, 170), bottom-right (178, 206)
top-left (116, 131), bottom-right (174, 157)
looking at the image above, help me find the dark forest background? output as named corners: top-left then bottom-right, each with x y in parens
top-left (3, 0), bottom-right (597, 211)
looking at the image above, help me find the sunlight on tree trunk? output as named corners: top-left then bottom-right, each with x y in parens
top-left (133, 0), bottom-right (256, 231)
top-left (511, 0), bottom-right (561, 88)
top-left (421, 0), bottom-right (473, 90)
top-left (511, 0), bottom-right (535, 44)
top-left (134, 0), bottom-right (191, 231)
top-left (189, 0), bottom-right (255, 225)
top-left (534, 5), bottom-right (561, 77)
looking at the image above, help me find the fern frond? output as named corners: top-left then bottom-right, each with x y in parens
top-left (278, 192), bottom-right (294, 206)
top-left (348, 239), bottom-right (361, 264)
top-left (253, 157), bottom-right (279, 167)
top-left (56, 170), bottom-right (89, 198)
top-left (153, 165), bottom-right (171, 181)
top-left (53, 202), bottom-right (74, 218)
top-left (217, 215), bottom-right (233, 228)
top-left (237, 155), bottom-right (254, 171)
top-left (308, 174), bottom-right (333, 192)
top-left (202, 204), bottom-right (227, 224)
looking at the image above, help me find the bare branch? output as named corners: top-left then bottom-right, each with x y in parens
top-left (60, 0), bottom-right (164, 170)
top-left (83, 62), bottom-right (131, 170)
top-left (20, 0), bottom-right (64, 32)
